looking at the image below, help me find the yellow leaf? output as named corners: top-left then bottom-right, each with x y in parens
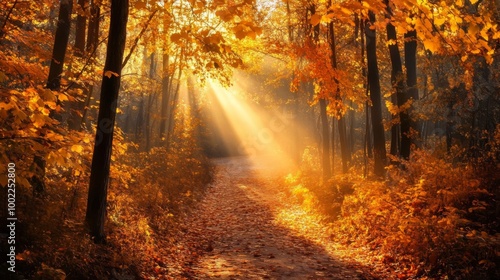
top-left (434, 17), bottom-right (445, 26)
top-left (422, 38), bottom-right (440, 53)
top-left (31, 113), bottom-right (46, 128)
top-left (58, 93), bottom-right (69, 102)
top-left (71, 145), bottom-right (83, 153)
top-left (46, 132), bottom-right (64, 141)
top-left (456, 0), bottom-right (464, 7)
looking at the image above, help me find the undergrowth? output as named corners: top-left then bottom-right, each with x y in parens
top-left (282, 133), bottom-right (500, 279)
top-left (0, 126), bottom-right (213, 279)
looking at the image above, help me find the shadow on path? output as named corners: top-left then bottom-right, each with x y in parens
top-left (175, 156), bottom-right (378, 280)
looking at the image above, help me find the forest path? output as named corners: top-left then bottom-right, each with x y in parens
top-left (169, 156), bottom-right (372, 280)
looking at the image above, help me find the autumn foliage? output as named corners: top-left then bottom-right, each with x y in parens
top-left (1, 0), bottom-right (500, 279)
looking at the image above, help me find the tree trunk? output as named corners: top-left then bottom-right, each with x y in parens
top-left (166, 65), bottom-right (183, 150)
top-left (338, 116), bottom-right (349, 173)
top-left (86, 0), bottom-right (100, 54)
top-left (78, 0), bottom-right (100, 130)
top-left (74, 0), bottom-right (87, 57)
top-left (365, 12), bottom-right (386, 177)
top-left (319, 99), bottom-right (331, 179)
top-left (159, 53), bottom-right (170, 142)
top-left (36, 0), bottom-right (73, 194)
top-left (135, 94), bottom-right (144, 143)
top-left (328, 12), bottom-right (350, 173)
top-left (403, 29), bottom-right (418, 159)
top-left (385, 0), bottom-right (404, 157)
top-left (360, 15), bottom-right (372, 159)
top-left (47, 0), bottom-right (73, 90)
top-left (331, 116), bottom-right (335, 175)
top-left (85, 0), bottom-right (128, 244)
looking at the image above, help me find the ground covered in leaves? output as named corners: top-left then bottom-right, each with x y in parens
top-left (159, 156), bottom-right (377, 280)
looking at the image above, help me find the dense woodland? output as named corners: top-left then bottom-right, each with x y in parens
top-left (0, 0), bottom-right (499, 279)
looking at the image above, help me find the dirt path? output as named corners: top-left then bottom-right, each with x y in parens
top-left (170, 156), bottom-right (372, 280)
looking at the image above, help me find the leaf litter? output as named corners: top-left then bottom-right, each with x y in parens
top-left (160, 156), bottom-right (378, 280)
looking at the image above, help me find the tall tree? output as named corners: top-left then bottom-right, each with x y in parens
top-left (365, 11), bottom-right (386, 177)
top-left (33, 0), bottom-right (73, 195)
top-left (327, 10), bottom-right (350, 174)
top-left (310, 3), bottom-right (331, 180)
top-left (86, 0), bottom-right (100, 54)
top-left (403, 28), bottom-right (418, 159)
top-left (46, 0), bottom-right (73, 90)
top-left (74, 0), bottom-right (87, 57)
top-left (85, 0), bottom-right (129, 243)
top-left (385, 0), bottom-right (404, 157)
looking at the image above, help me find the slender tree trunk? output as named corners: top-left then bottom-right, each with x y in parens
top-left (360, 15), bottom-right (372, 159)
top-left (365, 12), bottom-right (386, 177)
top-left (309, 4), bottom-right (329, 179)
top-left (320, 99), bottom-right (331, 179)
top-left (331, 116), bottom-right (335, 175)
top-left (166, 59), bottom-right (184, 150)
top-left (338, 116), bottom-right (349, 173)
top-left (159, 54), bottom-right (170, 142)
top-left (349, 101), bottom-right (355, 153)
top-left (35, 0), bottom-right (73, 194)
top-left (85, 0), bottom-right (128, 244)
top-left (67, 0), bottom-right (88, 130)
top-left (366, 102), bottom-right (373, 158)
top-left (74, 0), bottom-right (87, 57)
top-left (145, 92), bottom-right (154, 151)
top-left (78, 0), bottom-right (100, 130)
top-left (328, 10), bottom-right (350, 173)
top-left (385, 0), bottom-right (405, 157)
top-left (135, 94), bottom-right (144, 143)
top-left (47, 0), bottom-right (73, 90)
top-left (86, 0), bottom-right (100, 54)
top-left (403, 29), bottom-right (418, 159)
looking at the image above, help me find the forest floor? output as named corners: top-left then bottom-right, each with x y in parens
top-left (161, 156), bottom-right (378, 280)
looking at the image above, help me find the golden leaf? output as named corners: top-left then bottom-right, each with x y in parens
top-left (71, 144), bottom-right (84, 153)
top-left (58, 93), bottom-right (69, 102)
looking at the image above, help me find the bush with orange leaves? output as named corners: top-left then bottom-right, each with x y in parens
top-left (334, 144), bottom-right (499, 279)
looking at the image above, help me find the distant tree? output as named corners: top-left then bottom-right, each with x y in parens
top-left (74, 0), bottom-right (87, 57)
top-left (46, 0), bottom-right (73, 90)
top-left (85, 0), bottom-right (129, 243)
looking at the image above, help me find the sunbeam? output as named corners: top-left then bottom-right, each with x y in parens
top-left (204, 76), bottom-right (299, 174)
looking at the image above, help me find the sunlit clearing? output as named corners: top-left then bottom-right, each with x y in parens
top-left (205, 77), bottom-right (302, 173)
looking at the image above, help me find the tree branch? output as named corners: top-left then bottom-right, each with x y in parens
top-left (122, 9), bottom-right (158, 69)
